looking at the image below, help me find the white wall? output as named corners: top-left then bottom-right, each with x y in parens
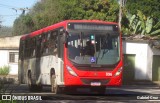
top-left (123, 40), bottom-right (160, 81)
top-left (0, 36), bottom-right (21, 75)
top-left (123, 41), bottom-right (149, 80)
top-left (0, 50), bottom-right (8, 66)
top-left (147, 45), bottom-right (153, 81)
top-left (8, 50), bottom-right (19, 75)
top-left (0, 50), bottom-right (18, 75)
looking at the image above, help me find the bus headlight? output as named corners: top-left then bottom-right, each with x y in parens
top-left (66, 65), bottom-right (78, 77)
top-left (114, 67), bottom-right (123, 76)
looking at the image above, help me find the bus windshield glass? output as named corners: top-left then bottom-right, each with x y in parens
top-left (67, 31), bottom-right (120, 66)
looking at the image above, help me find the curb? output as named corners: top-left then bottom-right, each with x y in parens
top-left (123, 81), bottom-right (160, 86)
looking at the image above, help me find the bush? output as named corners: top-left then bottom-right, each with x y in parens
top-left (0, 65), bottom-right (10, 75)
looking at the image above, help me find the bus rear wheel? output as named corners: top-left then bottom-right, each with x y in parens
top-left (28, 72), bottom-right (42, 92)
top-left (51, 75), bottom-right (61, 94)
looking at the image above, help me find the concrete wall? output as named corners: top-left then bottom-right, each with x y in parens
top-left (0, 50), bottom-right (8, 66)
top-left (0, 50), bottom-right (18, 75)
top-left (152, 48), bottom-right (160, 55)
top-left (0, 36), bottom-right (21, 49)
top-left (123, 40), bottom-right (160, 81)
top-left (123, 41), bottom-right (149, 80)
top-left (147, 45), bottom-right (153, 81)
top-left (0, 36), bottom-right (21, 75)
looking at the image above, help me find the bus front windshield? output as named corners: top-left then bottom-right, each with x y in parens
top-left (67, 31), bottom-right (120, 66)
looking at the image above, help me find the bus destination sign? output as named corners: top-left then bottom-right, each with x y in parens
top-left (68, 23), bottom-right (118, 31)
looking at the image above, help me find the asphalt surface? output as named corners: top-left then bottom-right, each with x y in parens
top-left (1, 83), bottom-right (160, 102)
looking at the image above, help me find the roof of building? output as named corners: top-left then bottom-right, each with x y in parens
top-left (122, 35), bottom-right (160, 49)
top-left (0, 36), bottom-right (21, 49)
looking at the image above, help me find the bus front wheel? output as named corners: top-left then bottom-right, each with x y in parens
top-left (51, 75), bottom-right (61, 94)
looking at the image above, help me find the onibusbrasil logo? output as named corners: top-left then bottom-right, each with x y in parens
top-left (1, 95), bottom-right (42, 101)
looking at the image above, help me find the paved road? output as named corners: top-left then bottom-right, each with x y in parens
top-left (1, 84), bottom-right (160, 102)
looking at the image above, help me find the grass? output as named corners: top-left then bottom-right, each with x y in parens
top-left (0, 65), bottom-right (10, 75)
top-left (0, 65), bottom-right (10, 95)
top-left (0, 66), bottom-right (29, 103)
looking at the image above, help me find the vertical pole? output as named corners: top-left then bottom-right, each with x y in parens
top-left (118, 0), bottom-right (122, 31)
top-left (0, 20), bottom-right (2, 28)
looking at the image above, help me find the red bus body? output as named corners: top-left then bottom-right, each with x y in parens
top-left (18, 20), bottom-right (123, 93)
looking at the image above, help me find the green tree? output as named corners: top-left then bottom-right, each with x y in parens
top-left (126, 0), bottom-right (160, 21)
top-left (13, 14), bottom-right (34, 36)
top-left (122, 10), bottom-right (160, 36)
top-left (33, 0), bottom-right (119, 23)
top-left (13, 0), bottom-right (119, 36)
top-left (0, 27), bottom-right (12, 37)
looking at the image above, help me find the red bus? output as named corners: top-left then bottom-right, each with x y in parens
top-left (18, 20), bottom-right (123, 94)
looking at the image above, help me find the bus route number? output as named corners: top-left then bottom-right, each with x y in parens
top-left (106, 72), bottom-right (112, 76)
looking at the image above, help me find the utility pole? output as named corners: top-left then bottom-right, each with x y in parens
top-left (118, 0), bottom-right (122, 31)
top-left (0, 20), bottom-right (2, 28)
top-left (12, 7), bottom-right (30, 15)
top-left (118, 0), bottom-right (127, 31)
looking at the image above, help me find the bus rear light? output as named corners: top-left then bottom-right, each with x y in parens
top-left (66, 65), bottom-right (78, 77)
top-left (114, 67), bottom-right (123, 76)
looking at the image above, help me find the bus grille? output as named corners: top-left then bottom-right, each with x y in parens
top-left (80, 78), bottom-right (110, 85)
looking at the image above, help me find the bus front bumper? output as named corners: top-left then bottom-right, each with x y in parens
top-left (64, 75), bottom-right (122, 87)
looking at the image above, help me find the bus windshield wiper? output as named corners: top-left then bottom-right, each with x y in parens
top-left (101, 49), bottom-right (109, 59)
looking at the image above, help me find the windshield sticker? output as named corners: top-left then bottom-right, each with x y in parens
top-left (90, 57), bottom-right (96, 63)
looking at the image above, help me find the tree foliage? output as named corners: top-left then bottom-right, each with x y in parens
top-left (121, 0), bottom-right (160, 36)
top-left (12, 0), bottom-right (119, 36)
top-left (126, 0), bottom-right (160, 21)
top-left (13, 14), bottom-right (34, 36)
top-left (0, 27), bottom-right (12, 37)
top-left (123, 10), bottom-right (160, 36)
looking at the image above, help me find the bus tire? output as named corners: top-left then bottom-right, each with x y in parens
top-left (51, 75), bottom-right (60, 94)
top-left (28, 71), bottom-right (34, 91)
top-left (28, 71), bottom-right (42, 92)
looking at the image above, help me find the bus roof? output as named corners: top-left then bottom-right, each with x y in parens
top-left (20, 20), bottom-right (118, 40)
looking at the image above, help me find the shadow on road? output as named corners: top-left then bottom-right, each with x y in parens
top-left (3, 84), bottom-right (160, 101)
top-left (41, 86), bottom-right (159, 100)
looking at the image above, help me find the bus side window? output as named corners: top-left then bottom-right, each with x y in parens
top-left (45, 33), bottom-right (49, 55)
top-left (55, 33), bottom-right (58, 55)
top-left (41, 33), bottom-right (50, 55)
top-left (25, 39), bottom-right (30, 58)
top-left (50, 31), bottom-right (58, 56)
top-left (28, 39), bottom-right (32, 58)
top-left (41, 33), bottom-right (46, 55)
top-left (36, 35), bottom-right (41, 57)
top-left (19, 40), bottom-right (25, 60)
top-left (24, 40), bottom-right (26, 59)
top-left (47, 32), bottom-right (51, 41)
top-left (30, 38), bottom-right (36, 57)
top-left (58, 28), bottom-right (64, 59)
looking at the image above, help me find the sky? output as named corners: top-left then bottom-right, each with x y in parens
top-left (0, 0), bottom-right (39, 27)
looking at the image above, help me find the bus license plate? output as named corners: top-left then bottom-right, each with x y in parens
top-left (91, 82), bottom-right (101, 86)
